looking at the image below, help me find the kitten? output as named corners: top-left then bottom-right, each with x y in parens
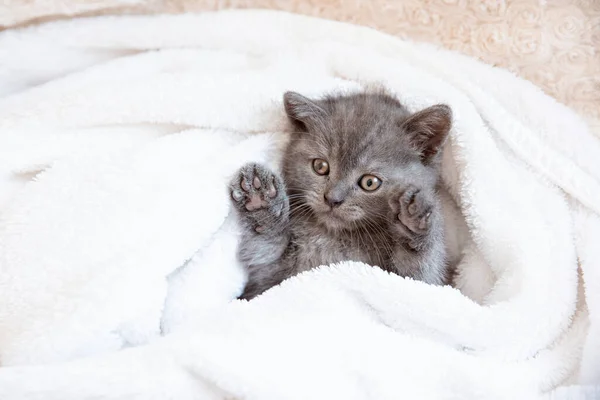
top-left (230, 90), bottom-right (451, 300)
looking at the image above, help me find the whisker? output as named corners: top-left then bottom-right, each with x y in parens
top-left (289, 203), bottom-right (313, 217)
top-left (363, 217), bottom-right (395, 259)
top-left (359, 219), bottom-right (383, 266)
top-left (362, 218), bottom-right (392, 264)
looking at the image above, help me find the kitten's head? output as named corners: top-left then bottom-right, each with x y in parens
top-left (282, 90), bottom-right (451, 232)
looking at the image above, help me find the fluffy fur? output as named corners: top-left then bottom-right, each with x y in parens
top-left (231, 91), bottom-right (452, 299)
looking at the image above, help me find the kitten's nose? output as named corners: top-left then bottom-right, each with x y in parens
top-left (324, 192), bottom-right (344, 208)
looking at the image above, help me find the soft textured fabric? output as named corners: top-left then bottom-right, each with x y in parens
top-left (0, 9), bottom-right (599, 400)
top-left (1, 0), bottom-right (598, 137)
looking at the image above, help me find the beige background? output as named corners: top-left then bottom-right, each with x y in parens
top-left (1, 0), bottom-right (599, 134)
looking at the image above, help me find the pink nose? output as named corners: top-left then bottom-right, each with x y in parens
top-left (324, 193), bottom-right (344, 208)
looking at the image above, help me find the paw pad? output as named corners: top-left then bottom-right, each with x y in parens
top-left (229, 163), bottom-right (287, 234)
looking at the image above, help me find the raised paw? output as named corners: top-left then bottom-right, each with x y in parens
top-left (389, 186), bottom-right (435, 249)
top-left (230, 163), bottom-right (288, 233)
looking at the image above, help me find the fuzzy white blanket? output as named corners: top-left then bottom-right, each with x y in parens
top-left (0, 10), bottom-right (599, 400)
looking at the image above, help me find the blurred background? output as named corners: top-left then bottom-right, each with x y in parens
top-left (1, 0), bottom-right (598, 135)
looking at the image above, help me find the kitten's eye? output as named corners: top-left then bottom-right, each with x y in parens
top-left (359, 175), bottom-right (382, 191)
top-left (312, 159), bottom-right (330, 175)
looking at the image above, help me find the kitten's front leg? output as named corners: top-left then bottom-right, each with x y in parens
top-left (230, 163), bottom-right (291, 299)
top-left (388, 186), bottom-right (447, 285)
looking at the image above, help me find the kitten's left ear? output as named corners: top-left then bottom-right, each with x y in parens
top-left (401, 104), bottom-right (452, 163)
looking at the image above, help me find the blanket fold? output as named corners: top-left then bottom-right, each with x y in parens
top-left (0, 10), bottom-right (598, 400)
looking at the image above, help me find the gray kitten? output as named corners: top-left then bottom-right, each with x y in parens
top-left (230, 90), bottom-right (451, 300)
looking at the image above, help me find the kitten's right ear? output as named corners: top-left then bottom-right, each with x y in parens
top-left (283, 91), bottom-right (327, 132)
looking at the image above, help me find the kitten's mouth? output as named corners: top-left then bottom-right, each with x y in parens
top-left (316, 208), bottom-right (350, 230)
top-left (307, 202), bottom-right (353, 230)
top-left (320, 206), bottom-right (344, 219)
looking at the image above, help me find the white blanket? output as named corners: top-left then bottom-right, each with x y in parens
top-left (0, 9), bottom-right (599, 400)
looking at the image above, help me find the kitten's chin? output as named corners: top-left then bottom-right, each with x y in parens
top-left (319, 218), bottom-right (344, 232)
top-left (316, 212), bottom-right (353, 232)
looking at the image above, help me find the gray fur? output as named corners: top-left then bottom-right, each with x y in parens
top-left (230, 90), bottom-right (452, 300)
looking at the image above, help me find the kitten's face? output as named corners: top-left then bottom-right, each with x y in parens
top-left (282, 91), bottom-right (451, 232)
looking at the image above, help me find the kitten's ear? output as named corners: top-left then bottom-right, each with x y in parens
top-left (283, 91), bottom-right (327, 131)
top-left (401, 104), bottom-right (452, 163)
